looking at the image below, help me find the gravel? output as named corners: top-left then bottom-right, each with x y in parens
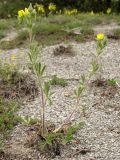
top-left (93, 23), bottom-right (120, 35)
top-left (1, 39), bottom-right (120, 160)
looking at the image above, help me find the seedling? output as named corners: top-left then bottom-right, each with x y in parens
top-left (0, 97), bottom-right (21, 132)
top-left (49, 75), bottom-right (68, 87)
top-left (107, 78), bottom-right (117, 87)
top-left (18, 4), bottom-right (52, 137)
top-left (21, 116), bottom-right (40, 125)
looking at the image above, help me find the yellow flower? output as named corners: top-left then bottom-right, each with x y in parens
top-left (18, 10), bottom-right (25, 17)
top-left (48, 3), bottom-right (56, 11)
top-left (18, 8), bottom-right (29, 18)
top-left (37, 4), bottom-right (45, 13)
top-left (24, 8), bottom-right (29, 15)
top-left (71, 9), bottom-right (78, 15)
top-left (65, 10), bottom-right (71, 15)
top-left (11, 54), bottom-right (16, 61)
top-left (96, 33), bottom-right (105, 40)
top-left (107, 8), bottom-right (111, 14)
top-left (65, 9), bottom-right (78, 15)
top-left (90, 11), bottom-right (94, 16)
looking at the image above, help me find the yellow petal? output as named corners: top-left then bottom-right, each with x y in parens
top-left (18, 10), bottom-right (25, 17)
top-left (11, 55), bottom-right (16, 61)
top-left (97, 33), bottom-right (105, 40)
top-left (24, 8), bottom-right (29, 15)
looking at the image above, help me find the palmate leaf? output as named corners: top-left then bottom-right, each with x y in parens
top-left (38, 140), bottom-right (47, 150)
top-left (35, 62), bottom-right (41, 75)
top-left (49, 75), bottom-right (68, 87)
top-left (45, 134), bottom-right (54, 145)
top-left (81, 74), bottom-right (85, 84)
top-left (43, 82), bottom-right (50, 97)
top-left (34, 62), bottom-right (46, 76)
top-left (91, 60), bottom-right (99, 73)
top-left (43, 82), bottom-right (53, 105)
top-left (97, 38), bottom-right (107, 55)
top-left (29, 42), bottom-right (40, 63)
top-left (74, 85), bottom-right (84, 97)
top-left (74, 74), bottom-right (86, 98)
top-left (62, 134), bottom-right (73, 144)
top-left (107, 79), bottom-right (117, 86)
top-left (28, 52), bottom-right (32, 62)
top-left (61, 122), bottom-right (84, 144)
top-left (41, 65), bottom-right (46, 76)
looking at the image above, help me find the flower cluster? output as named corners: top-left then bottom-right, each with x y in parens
top-left (18, 4), bottom-right (36, 33)
top-left (107, 8), bottom-right (111, 14)
top-left (18, 3), bottom-right (112, 17)
top-left (65, 9), bottom-right (78, 15)
top-left (90, 11), bottom-right (94, 16)
top-left (96, 33), bottom-right (107, 55)
top-left (36, 4), bottom-right (45, 14)
top-left (48, 3), bottom-right (56, 11)
top-left (18, 8), bottom-right (29, 18)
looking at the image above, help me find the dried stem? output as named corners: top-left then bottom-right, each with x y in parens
top-left (53, 97), bottom-right (80, 133)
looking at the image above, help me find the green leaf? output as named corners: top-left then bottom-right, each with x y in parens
top-left (81, 74), bottom-right (85, 83)
top-left (107, 79), bottom-right (117, 86)
top-left (41, 65), bottom-right (46, 76)
top-left (28, 3), bottom-right (34, 12)
top-left (49, 75), bottom-right (68, 87)
top-left (91, 60), bottom-right (99, 74)
top-left (43, 82), bottom-right (50, 98)
top-left (34, 63), bottom-right (46, 76)
top-left (38, 140), bottom-right (47, 150)
top-left (47, 97), bottom-right (52, 106)
top-left (75, 85), bottom-right (84, 97)
top-left (62, 122), bottom-right (84, 144)
top-left (74, 89), bottom-right (77, 96)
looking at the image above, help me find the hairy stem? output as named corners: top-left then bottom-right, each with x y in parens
top-left (28, 26), bottom-right (46, 136)
top-left (40, 85), bottom-right (45, 137)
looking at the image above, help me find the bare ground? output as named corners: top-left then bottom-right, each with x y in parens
top-left (0, 27), bottom-right (120, 159)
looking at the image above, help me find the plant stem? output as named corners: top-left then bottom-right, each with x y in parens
top-left (40, 85), bottom-right (45, 137)
top-left (34, 70), bottom-right (46, 137)
top-left (29, 28), bottom-right (33, 44)
top-left (53, 97), bottom-right (80, 133)
top-left (28, 26), bottom-right (45, 136)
